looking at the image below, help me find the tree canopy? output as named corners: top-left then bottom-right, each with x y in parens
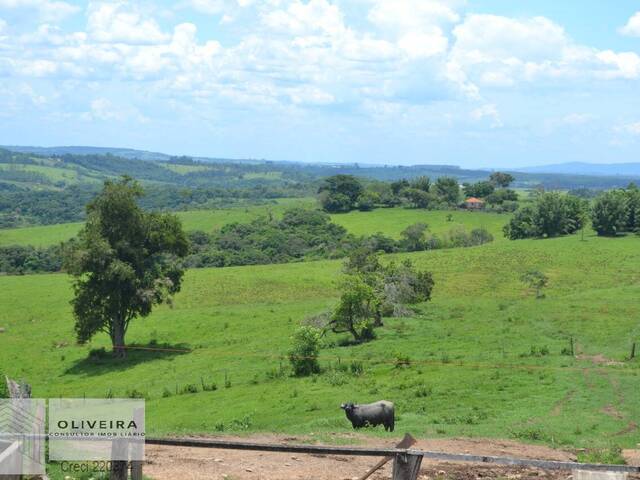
top-left (64, 177), bottom-right (189, 357)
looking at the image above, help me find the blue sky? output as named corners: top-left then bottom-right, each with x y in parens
top-left (1, 0), bottom-right (640, 167)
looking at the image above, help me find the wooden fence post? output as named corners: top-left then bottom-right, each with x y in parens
top-left (392, 452), bottom-right (422, 480)
top-left (630, 342), bottom-right (636, 360)
top-left (130, 407), bottom-right (144, 480)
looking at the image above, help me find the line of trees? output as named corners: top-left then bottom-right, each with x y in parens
top-left (0, 183), bottom-right (311, 228)
top-left (0, 217), bottom-right (493, 275)
top-left (504, 184), bottom-right (640, 240)
top-left (318, 174), bottom-right (462, 213)
top-left (318, 172), bottom-right (518, 214)
top-left (503, 192), bottom-right (587, 239)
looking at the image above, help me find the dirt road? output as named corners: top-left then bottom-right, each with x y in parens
top-left (143, 434), bottom-right (640, 480)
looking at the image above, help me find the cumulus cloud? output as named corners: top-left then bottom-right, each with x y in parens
top-left (368, 0), bottom-right (460, 32)
top-left (3, 0), bottom-right (640, 129)
top-left (560, 113), bottom-right (595, 125)
top-left (87, 2), bottom-right (169, 44)
top-left (82, 97), bottom-right (148, 122)
top-left (470, 103), bottom-right (502, 128)
top-left (619, 12), bottom-right (640, 37)
top-left (188, 0), bottom-right (226, 15)
top-left (615, 121), bottom-right (640, 136)
top-left (0, 0), bottom-right (79, 22)
top-left (262, 0), bottom-right (345, 36)
top-left (447, 13), bottom-right (640, 95)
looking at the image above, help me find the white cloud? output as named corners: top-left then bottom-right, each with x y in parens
top-left (615, 122), bottom-right (640, 136)
top-left (0, 0), bottom-right (79, 22)
top-left (595, 50), bottom-right (640, 79)
top-left (3, 0), bottom-right (640, 129)
top-left (82, 97), bottom-right (148, 122)
top-left (470, 103), bottom-right (502, 128)
top-left (447, 13), bottom-right (640, 95)
top-left (367, 0), bottom-right (458, 60)
top-left (620, 12), bottom-right (640, 37)
top-left (397, 29), bottom-right (448, 59)
top-left (560, 113), bottom-right (595, 125)
top-left (262, 0), bottom-right (345, 36)
top-left (368, 0), bottom-right (460, 32)
top-left (87, 2), bottom-right (169, 45)
top-left (188, 0), bottom-right (225, 15)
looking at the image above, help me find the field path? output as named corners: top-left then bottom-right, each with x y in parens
top-left (142, 434), bottom-right (606, 480)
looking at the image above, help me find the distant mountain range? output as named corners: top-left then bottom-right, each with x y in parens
top-left (516, 162), bottom-right (640, 177)
top-left (1, 145), bottom-right (272, 165)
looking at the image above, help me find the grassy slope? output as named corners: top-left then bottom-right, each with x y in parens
top-left (1, 232), bottom-right (638, 449)
top-left (0, 203), bottom-right (502, 247)
top-left (330, 209), bottom-right (508, 242)
top-left (0, 198), bottom-right (317, 247)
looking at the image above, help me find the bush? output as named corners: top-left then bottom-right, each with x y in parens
top-left (0, 373), bottom-right (8, 398)
top-left (394, 353), bottom-right (411, 368)
top-left (504, 192), bottom-right (587, 239)
top-left (577, 447), bottom-right (626, 465)
top-left (288, 326), bottom-right (322, 376)
top-left (591, 190), bottom-right (629, 236)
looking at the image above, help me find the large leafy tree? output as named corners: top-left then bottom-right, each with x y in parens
top-left (64, 177), bottom-right (189, 357)
top-left (504, 192), bottom-right (586, 239)
top-left (591, 190), bottom-right (629, 236)
top-left (489, 172), bottom-right (515, 188)
top-left (624, 183), bottom-right (640, 232)
top-left (329, 275), bottom-right (379, 342)
top-left (434, 176), bottom-right (460, 204)
top-left (463, 181), bottom-right (495, 198)
top-left (318, 175), bottom-right (363, 213)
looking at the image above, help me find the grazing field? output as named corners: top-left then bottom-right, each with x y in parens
top-left (0, 221), bottom-right (84, 247)
top-left (330, 208), bottom-right (508, 241)
top-left (0, 198), bottom-right (316, 246)
top-left (0, 202), bottom-right (505, 247)
top-left (1, 232), bottom-right (638, 451)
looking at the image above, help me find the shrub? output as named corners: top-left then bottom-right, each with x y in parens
top-left (349, 360), bottom-right (365, 376)
top-left (394, 353), bottom-right (411, 368)
top-left (126, 389), bottom-right (146, 399)
top-left (180, 384), bottom-right (199, 394)
top-left (288, 326), bottom-right (322, 376)
top-left (591, 190), bottom-right (629, 236)
top-left (577, 447), bottom-right (626, 465)
top-left (0, 373), bottom-right (8, 398)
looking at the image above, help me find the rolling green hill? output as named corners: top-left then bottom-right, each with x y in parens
top-left (2, 146), bottom-right (638, 194)
top-left (1, 230), bottom-right (638, 450)
top-left (0, 205), bottom-right (505, 247)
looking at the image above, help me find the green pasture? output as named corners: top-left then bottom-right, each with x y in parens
top-left (1, 232), bottom-right (638, 450)
top-left (0, 163), bottom-right (80, 182)
top-left (0, 198), bottom-right (317, 246)
top-left (329, 208), bottom-right (508, 241)
top-left (0, 202), bottom-right (509, 247)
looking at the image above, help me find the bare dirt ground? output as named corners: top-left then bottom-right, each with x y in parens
top-left (143, 434), bottom-right (640, 480)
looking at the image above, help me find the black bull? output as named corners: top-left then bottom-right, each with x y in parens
top-left (341, 400), bottom-right (395, 432)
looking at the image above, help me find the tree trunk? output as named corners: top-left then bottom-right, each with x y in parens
top-left (111, 318), bottom-right (126, 358)
top-left (373, 305), bottom-right (383, 327)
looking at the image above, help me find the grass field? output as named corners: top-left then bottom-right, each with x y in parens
top-left (1, 231), bottom-right (638, 451)
top-left (0, 198), bottom-right (317, 247)
top-left (0, 201), bottom-right (506, 247)
top-left (330, 209), bottom-right (508, 241)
